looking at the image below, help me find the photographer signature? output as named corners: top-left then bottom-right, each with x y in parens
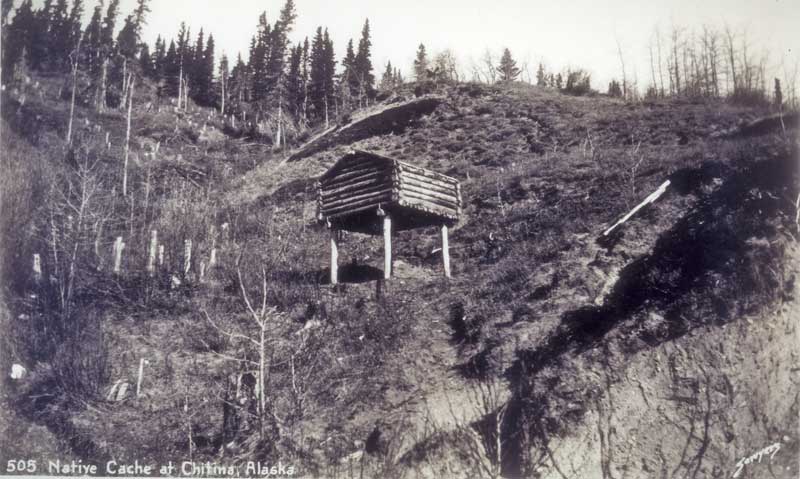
top-left (732, 442), bottom-right (781, 478)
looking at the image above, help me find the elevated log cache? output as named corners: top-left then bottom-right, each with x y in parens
top-left (317, 150), bottom-right (461, 282)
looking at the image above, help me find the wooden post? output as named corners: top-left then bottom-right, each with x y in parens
top-left (441, 225), bottom-right (451, 278)
top-left (113, 236), bottom-right (124, 274)
top-left (209, 248), bottom-right (217, 269)
top-left (136, 358), bottom-right (145, 398)
top-left (184, 239), bottom-right (192, 276)
top-left (147, 230), bottom-right (157, 275)
top-left (32, 254), bottom-right (42, 284)
top-left (383, 215), bottom-right (392, 280)
top-left (330, 228), bottom-right (339, 285)
top-left (158, 244), bottom-right (165, 267)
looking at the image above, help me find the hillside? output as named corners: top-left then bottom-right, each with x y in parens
top-left (1, 76), bottom-right (799, 479)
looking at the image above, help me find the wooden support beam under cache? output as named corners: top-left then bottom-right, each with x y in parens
top-left (441, 225), bottom-right (451, 278)
top-left (330, 228), bottom-right (339, 285)
top-left (383, 215), bottom-right (392, 280)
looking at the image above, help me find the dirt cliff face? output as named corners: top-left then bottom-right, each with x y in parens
top-left (499, 150), bottom-right (800, 479)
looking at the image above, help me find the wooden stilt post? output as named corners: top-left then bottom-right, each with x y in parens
top-left (441, 224), bottom-right (451, 278)
top-left (330, 228), bottom-right (339, 285)
top-left (383, 215), bottom-right (392, 280)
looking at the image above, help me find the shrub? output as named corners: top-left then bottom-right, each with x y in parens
top-left (563, 69), bottom-right (593, 96)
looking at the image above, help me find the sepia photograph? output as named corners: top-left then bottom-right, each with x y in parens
top-left (0, 0), bottom-right (798, 477)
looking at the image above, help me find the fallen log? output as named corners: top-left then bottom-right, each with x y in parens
top-left (602, 180), bottom-right (671, 237)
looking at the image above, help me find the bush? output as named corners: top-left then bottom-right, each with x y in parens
top-left (563, 69), bottom-right (593, 96)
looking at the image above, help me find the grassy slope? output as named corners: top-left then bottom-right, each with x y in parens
top-left (2, 78), bottom-right (798, 478)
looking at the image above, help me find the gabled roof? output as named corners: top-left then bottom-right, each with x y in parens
top-left (318, 150), bottom-right (396, 182)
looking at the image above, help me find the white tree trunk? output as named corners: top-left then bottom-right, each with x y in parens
top-left (122, 75), bottom-right (135, 197)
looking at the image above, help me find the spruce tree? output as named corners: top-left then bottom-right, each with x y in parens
top-left (353, 19), bottom-right (374, 102)
top-left (176, 22), bottom-right (190, 105)
top-left (323, 29), bottom-right (336, 116)
top-left (29, 0), bottom-right (53, 70)
top-left (536, 63), bottom-right (546, 87)
top-left (189, 28), bottom-right (205, 100)
top-left (200, 34), bottom-right (215, 105)
top-left (84, 1), bottom-right (103, 74)
top-left (497, 48), bottom-right (520, 82)
top-left (139, 43), bottom-right (152, 77)
top-left (116, 15), bottom-right (138, 58)
top-left (66, 0), bottom-right (84, 49)
top-left (286, 44), bottom-right (303, 116)
top-left (265, 0), bottom-right (296, 93)
top-left (249, 13), bottom-right (270, 101)
top-left (49, 0), bottom-right (69, 69)
top-left (229, 53), bottom-right (248, 113)
top-left (153, 35), bottom-right (165, 81)
top-left (3, 0), bottom-right (35, 81)
top-left (117, 0), bottom-right (148, 59)
top-left (300, 37), bottom-right (309, 121)
top-left (380, 61), bottom-right (394, 91)
top-left (218, 53), bottom-right (229, 113)
top-left (164, 39), bottom-right (179, 97)
top-left (341, 38), bottom-right (357, 102)
top-left (132, 0), bottom-right (149, 33)
top-left (100, 0), bottom-right (119, 46)
top-left (309, 26), bottom-right (335, 123)
top-left (413, 43), bottom-right (427, 81)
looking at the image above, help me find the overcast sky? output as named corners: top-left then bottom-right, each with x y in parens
top-left (27, 0), bottom-right (800, 89)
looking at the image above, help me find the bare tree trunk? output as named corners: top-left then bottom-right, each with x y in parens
top-left (616, 37), bottom-right (628, 99)
top-left (725, 26), bottom-right (738, 94)
top-left (324, 96), bottom-right (329, 129)
top-left (672, 27), bottom-right (681, 95)
top-left (66, 34), bottom-right (84, 145)
top-left (121, 57), bottom-right (128, 105)
top-left (648, 42), bottom-right (657, 95)
top-left (656, 27), bottom-right (666, 96)
top-left (178, 62), bottom-right (183, 110)
top-left (96, 57), bottom-right (108, 111)
top-left (276, 100), bottom-right (282, 148)
top-left (122, 75), bottom-right (135, 197)
top-left (259, 324), bottom-right (266, 439)
top-left (220, 73), bottom-right (225, 115)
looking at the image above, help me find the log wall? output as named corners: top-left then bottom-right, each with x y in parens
top-left (317, 151), bottom-right (461, 226)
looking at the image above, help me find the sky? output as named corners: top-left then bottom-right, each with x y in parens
top-left (26, 0), bottom-right (800, 90)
